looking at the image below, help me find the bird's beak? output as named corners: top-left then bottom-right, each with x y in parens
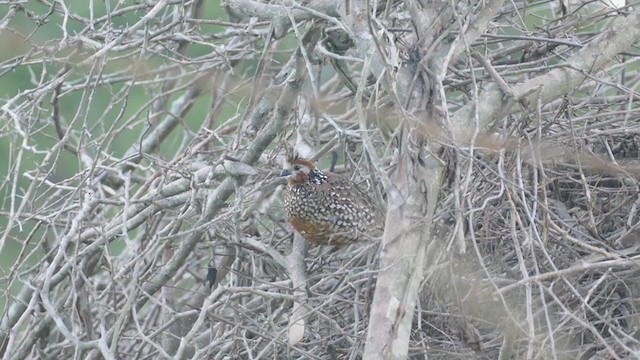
top-left (280, 169), bottom-right (291, 177)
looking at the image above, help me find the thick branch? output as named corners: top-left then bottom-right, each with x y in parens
top-left (224, 0), bottom-right (340, 38)
top-left (450, 9), bottom-right (640, 144)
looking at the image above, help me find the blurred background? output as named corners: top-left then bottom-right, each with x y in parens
top-left (1, 0), bottom-right (639, 358)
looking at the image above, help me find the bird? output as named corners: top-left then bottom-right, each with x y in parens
top-left (280, 156), bottom-right (383, 247)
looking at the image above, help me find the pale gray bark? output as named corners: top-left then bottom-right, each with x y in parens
top-left (1, 0), bottom-right (640, 359)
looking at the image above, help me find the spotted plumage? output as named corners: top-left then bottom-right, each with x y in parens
top-left (281, 157), bottom-right (383, 246)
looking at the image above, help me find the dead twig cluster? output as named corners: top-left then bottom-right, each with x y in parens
top-left (0, 0), bottom-right (639, 358)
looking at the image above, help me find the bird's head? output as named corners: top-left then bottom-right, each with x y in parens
top-left (280, 157), bottom-right (316, 186)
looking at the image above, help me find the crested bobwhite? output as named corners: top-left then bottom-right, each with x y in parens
top-left (281, 157), bottom-right (383, 246)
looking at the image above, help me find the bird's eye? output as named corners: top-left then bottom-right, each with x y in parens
top-left (293, 165), bottom-right (301, 171)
